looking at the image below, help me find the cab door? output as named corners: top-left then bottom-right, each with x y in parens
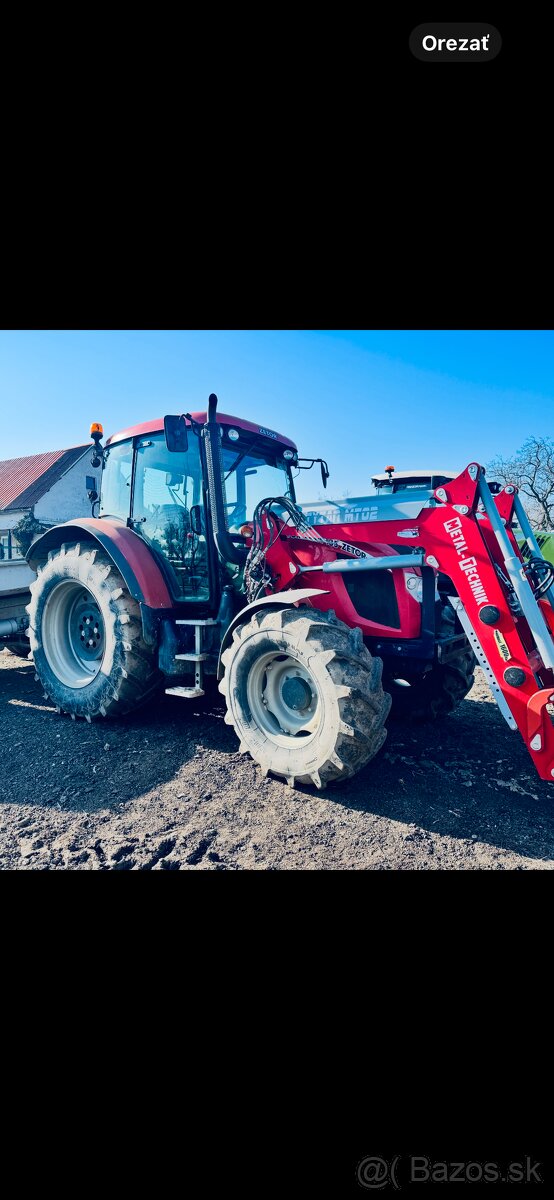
top-left (132, 433), bottom-right (213, 604)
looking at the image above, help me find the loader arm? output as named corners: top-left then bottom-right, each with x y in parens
top-left (263, 464), bottom-right (554, 783)
top-left (412, 466), bottom-right (554, 781)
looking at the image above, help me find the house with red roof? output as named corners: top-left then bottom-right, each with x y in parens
top-left (0, 445), bottom-right (92, 560)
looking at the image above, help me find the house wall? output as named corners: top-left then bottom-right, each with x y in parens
top-left (34, 452), bottom-right (94, 524)
top-left (1, 453), bottom-right (95, 560)
top-left (0, 511), bottom-right (26, 532)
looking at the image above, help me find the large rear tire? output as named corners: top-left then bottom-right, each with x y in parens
top-left (28, 542), bottom-right (162, 719)
top-left (219, 606), bottom-right (391, 788)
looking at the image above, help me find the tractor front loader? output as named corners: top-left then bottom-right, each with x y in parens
top-left (25, 395), bottom-right (554, 788)
top-left (260, 464), bottom-right (554, 782)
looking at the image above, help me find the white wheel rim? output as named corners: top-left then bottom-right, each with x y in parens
top-left (246, 651), bottom-right (322, 747)
top-left (42, 581), bottom-right (105, 688)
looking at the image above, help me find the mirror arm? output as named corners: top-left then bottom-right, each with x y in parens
top-left (296, 457), bottom-right (330, 488)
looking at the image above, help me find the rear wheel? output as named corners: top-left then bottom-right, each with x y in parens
top-left (28, 542), bottom-right (162, 719)
top-left (219, 606), bottom-right (391, 788)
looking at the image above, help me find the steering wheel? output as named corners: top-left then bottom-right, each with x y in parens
top-left (224, 501), bottom-right (247, 532)
top-left (151, 503), bottom-right (190, 524)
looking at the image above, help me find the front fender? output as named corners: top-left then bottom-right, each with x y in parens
top-left (27, 518), bottom-right (173, 609)
top-left (217, 588), bottom-right (329, 680)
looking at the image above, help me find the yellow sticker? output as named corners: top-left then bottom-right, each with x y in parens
top-left (494, 629), bottom-right (511, 662)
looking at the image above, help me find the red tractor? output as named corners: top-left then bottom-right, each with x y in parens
top-left (26, 395), bottom-right (554, 788)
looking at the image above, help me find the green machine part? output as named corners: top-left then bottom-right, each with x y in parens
top-left (516, 529), bottom-right (554, 565)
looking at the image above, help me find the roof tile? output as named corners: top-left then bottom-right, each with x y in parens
top-left (0, 447), bottom-right (88, 512)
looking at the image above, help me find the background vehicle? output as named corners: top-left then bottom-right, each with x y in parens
top-left (299, 469), bottom-right (457, 526)
top-left (26, 396), bottom-right (554, 787)
top-left (0, 557), bottom-right (33, 656)
top-left (517, 528), bottom-right (554, 566)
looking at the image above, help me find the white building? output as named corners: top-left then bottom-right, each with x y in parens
top-left (0, 445), bottom-right (93, 560)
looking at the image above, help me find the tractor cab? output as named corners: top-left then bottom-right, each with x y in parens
top-left (89, 405), bottom-right (302, 621)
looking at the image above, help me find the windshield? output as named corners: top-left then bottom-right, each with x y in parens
top-left (221, 446), bottom-right (294, 529)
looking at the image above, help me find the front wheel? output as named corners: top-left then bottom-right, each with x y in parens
top-left (28, 541), bottom-right (162, 719)
top-left (385, 649), bottom-right (475, 722)
top-left (2, 641), bottom-right (30, 658)
top-left (219, 606), bottom-right (391, 788)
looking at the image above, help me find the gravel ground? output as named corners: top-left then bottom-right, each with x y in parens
top-left (1, 647), bottom-right (553, 870)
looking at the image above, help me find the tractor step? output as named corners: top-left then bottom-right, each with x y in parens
top-left (171, 620), bottom-right (214, 695)
top-left (165, 686), bottom-right (205, 699)
top-left (175, 618), bottom-right (218, 625)
top-left (174, 652), bottom-right (210, 661)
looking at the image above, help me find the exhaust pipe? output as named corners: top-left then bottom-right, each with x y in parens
top-left (203, 393), bottom-right (246, 566)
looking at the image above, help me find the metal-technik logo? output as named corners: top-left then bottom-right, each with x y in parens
top-left (356, 1157), bottom-right (543, 1189)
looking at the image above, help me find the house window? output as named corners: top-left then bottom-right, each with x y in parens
top-left (0, 532), bottom-right (24, 560)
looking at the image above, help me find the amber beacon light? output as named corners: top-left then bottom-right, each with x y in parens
top-left (90, 422), bottom-right (104, 467)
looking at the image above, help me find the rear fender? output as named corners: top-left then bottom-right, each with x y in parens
top-left (27, 518), bottom-right (173, 646)
top-left (217, 588), bottom-right (329, 680)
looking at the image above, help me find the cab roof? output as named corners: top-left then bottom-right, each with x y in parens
top-left (371, 469), bottom-right (456, 482)
top-left (105, 412), bottom-right (297, 451)
top-left (369, 472), bottom-right (455, 482)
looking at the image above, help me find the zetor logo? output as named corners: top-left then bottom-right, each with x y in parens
top-left (444, 516), bottom-right (489, 607)
top-left (259, 427), bottom-right (277, 439)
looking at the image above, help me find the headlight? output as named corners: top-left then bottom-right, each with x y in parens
top-left (405, 573), bottom-right (423, 602)
top-left (405, 572), bottom-right (440, 602)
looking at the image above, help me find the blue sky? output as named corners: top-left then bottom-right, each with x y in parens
top-left (0, 329), bottom-right (552, 502)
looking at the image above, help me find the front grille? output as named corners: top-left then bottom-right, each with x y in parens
top-left (343, 570), bottom-right (400, 628)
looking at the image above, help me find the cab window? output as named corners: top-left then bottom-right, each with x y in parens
top-left (133, 433), bottom-right (210, 602)
top-left (221, 448), bottom-right (293, 530)
top-left (99, 440), bottom-right (133, 520)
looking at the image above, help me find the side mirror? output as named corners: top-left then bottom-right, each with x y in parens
top-left (190, 504), bottom-right (204, 535)
top-left (86, 475), bottom-right (98, 502)
top-left (321, 460), bottom-right (330, 489)
top-left (164, 414), bottom-right (189, 453)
